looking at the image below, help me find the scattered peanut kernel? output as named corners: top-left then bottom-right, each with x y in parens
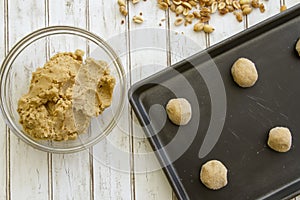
top-left (133, 15), bottom-right (144, 24)
top-left (259, 3), bottom-right (265, 13)
top-left (174, 17), bottom-right (184, 26)
top-left (117, 0), bottom-right (268, 32)
top-left (280, 5), bottom-right (287, 12)
top-left (194, 22), bottom-right (205, 32)
top-left (203, 24), bottom-right (215, 33)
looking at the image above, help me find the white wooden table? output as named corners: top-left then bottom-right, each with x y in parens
top-left (0, 0), bottom-right (300, 199)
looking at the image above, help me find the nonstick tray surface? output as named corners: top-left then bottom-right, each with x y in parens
top-left (129, 4), bottom-right (300, 200)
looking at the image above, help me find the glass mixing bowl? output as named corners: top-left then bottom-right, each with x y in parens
top-left (0, 26), bottom-right (126, 153)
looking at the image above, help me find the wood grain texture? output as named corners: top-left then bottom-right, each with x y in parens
top-left (168, 5), bottom-right (208, 200)
top-left (1, 1), bottom-right (299, 200)
top-left (247, 0), bottom-right (281, 27)
top-left (285, 0), bottom-right (299, 8)
top-left (89, 1), bottom-right (131, 199)
top-left (209, 12), bottom-right (245, 46)
top-left (0, 1), bottom-right (6, 199)
top-left (128, 1), bottom-right (173, 200)
top-left (7, 1), bottom-right (49, 200)
top-left (48, 1), bottom-right (91, 200)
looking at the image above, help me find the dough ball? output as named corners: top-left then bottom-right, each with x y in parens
top-left (200, 160), bottom-right (228, 190)
top-left (231, 58), bottom-right (258, 88)
top-left (166, 98), bottom-right (192, 125)
top-left (296, 38), bottom-right (300, 56)
top-left (267, 127), bottom-right (292, 153)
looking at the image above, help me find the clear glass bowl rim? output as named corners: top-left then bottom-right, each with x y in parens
top-left (0, 26), bottom-right (126, 153)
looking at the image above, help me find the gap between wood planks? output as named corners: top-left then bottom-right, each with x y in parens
top-left (126, 0), bottom-right (136, 199)
top-left (4, 0), bottom-right (10, 199)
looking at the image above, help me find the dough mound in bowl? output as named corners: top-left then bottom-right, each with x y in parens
top-left (17, 50), bottom-right (115, 141)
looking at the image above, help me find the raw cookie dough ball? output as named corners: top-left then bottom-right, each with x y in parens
top-left (231, 58), bottom-right (258, 88)
top-left (296, 38), bottom-right (300, 56)
top-left (166, 98), bottom-right (192, 125)
top-left (267, 127), bottom-right (292, 153)
top-left (200, 160), bottom-right (228, 190)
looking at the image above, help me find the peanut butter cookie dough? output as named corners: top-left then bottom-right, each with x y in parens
top-left (200, 160), bottom-right (228, 190)
top-left (231, 58), bottom-right (258, 88)
top-left (267, 127), bottom-right (292, 153)
top-left (166, 98), bottom-right (192, 125)
top-left (17, 50), bottom-right (115, 141)
top-left (296, 38), bottom-right (300, 56)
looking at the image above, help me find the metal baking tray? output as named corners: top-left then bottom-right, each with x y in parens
top-left (128, 4), bottom-right (300, 200)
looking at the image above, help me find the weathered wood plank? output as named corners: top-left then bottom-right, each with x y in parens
top-left (168, 5), bottom-right (209, 200)
top-left (48, 1), bottom-right (91, 200)
top-left (285, 1), bottom-right (299, 9)
top-left (0, 1), bottom-right (7, 199)
top-left (128, 1), bottom-right (173, 200)
top-left (209, 12), bottom-right (245, 46)
top-left (89, 0), bottom-right (132, 199)
top-left (247, 0), bottom-right (280, 27)
top-left (7, 0), bottom-right (49, 199)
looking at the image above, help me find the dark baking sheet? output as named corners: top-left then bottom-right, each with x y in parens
top-left (128, 4), bottom-right (300, 200)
